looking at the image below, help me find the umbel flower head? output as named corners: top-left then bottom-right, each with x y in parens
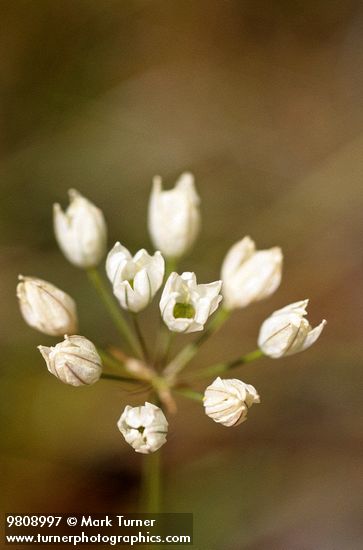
top-left (221, 236), bottom-right (283, 310)
top-left (204, 377), bottom-right (260, 427)
top-left (38, 335), bottom-right (102, 386)
top-left (148, 172), bottom-right (200, 258)
top-left (16, 167), bottom-right (327, 462)
top-left (106, 243), bottom-right (165, 313)
top-left (258, 299), bottom-right (327, 358)
top-left (16, 275), bottom-right (78, 336)
top-left (160, 272), bottom-right (222, 333)
top-left (118, 402), bottom-right (168, 454)
top-left (53, 189), bottom-right (107, 268)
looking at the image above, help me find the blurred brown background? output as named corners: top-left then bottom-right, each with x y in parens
top-left (1, 1), bottom-right (363, 549)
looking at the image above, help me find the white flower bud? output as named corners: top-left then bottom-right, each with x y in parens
top-left (38, 335), bottom-right (102, 386)
top-left (258, 299), bottom-right (327, 358)
top-left (221, 236), bottom-right (283, 310)
top-left (106, 243), bottom-right (165, 313)
top-left (117, 402), bottom-right (168, 454)
top-left (148, 172), bottom-right (200, 258)
top-left (204, 377), bottom-right (260, 427)
top-left (53, 189), bottom-right (107, 268)
top-left (17, 275), bottom-right (78, 336)
top-left (160, 272), bottom-right (222, 333)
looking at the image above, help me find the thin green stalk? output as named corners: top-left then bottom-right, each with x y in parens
top-left (183, 349), bottom-right (264, 382)
top-left (163, 307), bottom-right (231, 381)
top-left (153, 321), bottom-right (175, 370)
top-left (87, 268), bottom-right (141, 357)
top-left (153, 258), bottom-right (177, 369)
top-left (152, 258), bottom-right (178, 368)
top-left (141, 450), bottom-right (162, 513)
top-left (97, 347), bottom-right (130, 375)
top-left (131, 313), bottom-right (150, 364)
top-left (162, 331), bottom-right (175, 367)
top-left (140, 393), bottom-right (163, 518)
top-left (100, 373), bottom-right (137, 383)
top-left (165, 257), bottom-right (177, 279)
top-left (174, 387), bottom-right (204, 402)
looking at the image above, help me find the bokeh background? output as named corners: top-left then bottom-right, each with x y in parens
top-left (1, 1), bottom-right (363, 548)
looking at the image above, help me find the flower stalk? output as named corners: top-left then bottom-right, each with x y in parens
top-left (142, 449), bottom-right (162, 513)
top-left (101, 373), bottom-right (137, 383)
top-left (17, 173), bottom-right (327, 522)
top-left (174, 387), bottom-right (204, 402)
top-left (183, 349), bottom-right (264, 382)
top-left (131, 313), bottom-right (151, 364)
top-left (163, 307), bottom-right (230, 381)
top-left (96, 347), bottom-right (127, 373)
top-left (87, 267), bottom-right (142, 358)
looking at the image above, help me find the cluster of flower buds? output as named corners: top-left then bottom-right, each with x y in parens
top-left (16, 172), bottom-right (326, 455)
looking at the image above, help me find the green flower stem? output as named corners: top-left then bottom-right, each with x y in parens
top-left (153, 323), bottom-right (172, 371)
top-left (87, 268), bottom-right (141, 358)
top-left (184, 349), bottom-right (264, 382)
top-left (162, 331), bottom-right (175, 367)
top-left (131, 313), bottom-right (151, 364)
top-left (152, 256), bottom-right (178, 368)
top-left (165, 257), bottom-right (177, 279)
top-left (142, 450), bottom-right (162, 513)
top-left (174, 387), bottom-right (204, 402)
top-left (100, 373), bottom-right (137, 383)
top-left (141, 391), bottom-right (163, 517)
top-left (97, 348), bottom-right (142, 382)
top-left (97, 347), bottom-right (125, 371)
top-left (163, 307), bottom-right (231, 381)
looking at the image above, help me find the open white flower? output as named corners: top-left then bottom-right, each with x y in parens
top-left (117, 402), bottom-right (168, 454)
top-left (221, 236), bottom-right (283, 310)
top-left (148, 172), bottom-right (200, 258)
top-left (258, 299), bottom-right (327, 358)
top-left (16, 275), bottom-right (78, 336)
top-left (204, 377), bottom-right (260, 427)
top-left (106, 243), bottom-right (165, 313)
top-left (54, 189), bottom-right (107, 268)
top-left (38, 335), bottom-right (102, 386)
top-left (160, 272), bottom-right (222, 333)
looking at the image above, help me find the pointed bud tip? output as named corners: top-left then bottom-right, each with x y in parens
top-left (152, 175), bottom-right (162, 191)
top-left (300, 298), bottom-right (309, 311)
top-left (177, 171), bottom-right (195, 185)
top-left (67, 189), bottom-right (84, 204)
top-left (273, 246), bottom-right (283, 257)
top-left (37, 345), bottom-right (51, 359)
top-left (242, 235), bottom-right (254, 245)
